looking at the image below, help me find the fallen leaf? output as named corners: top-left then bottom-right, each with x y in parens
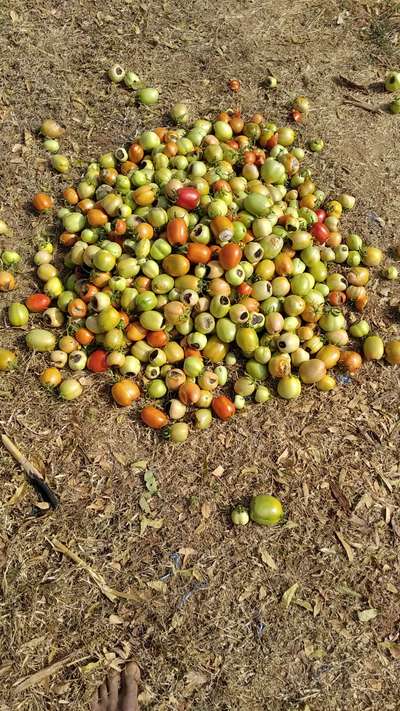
top-left (335, 530), bottom-right (354, 562)
top-left (36, 501), bottom-right (50, 511)
top-left (184, 671), bottom-right (208, 690)
top-left (7, 481), bottom-right (27, 506)
top-left (178, 548), bottom-right (196, 567)
top-left (295, 598), bottom-right (313, 613)
top-left (147, 580), bottom-right (167, 593)
top-left (139, 493), bottom-right (151, 514)
top-left (139, 517), bottom-right (163, 536)
top-left (201, 501), bottom-right (214, 519)
top-left (358, 608), bottom-right (378, 622)
top-left (144, 470), bottom-right (158, 495)
top-left (131, 459), bottom-right (148, 472)
top-left (330, 481), bottom-right (351, 513)
top-left (259, 545), bottom-right (277, 570)
top-left (241, 466), bottom-right (258, 475)
top-left (211, 465), bottom-right (224, 478)
top-left (282, 582), bottom-right (299, 609)
top-left (109, 615), bottom-right (124, 625)
top-left (277, 448), bottom-right (289, 464)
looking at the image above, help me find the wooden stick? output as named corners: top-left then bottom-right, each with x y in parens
top-left (342, 97), bottom-right (384, 114)
top-left (13, 651), bottom-right (90, 694)
top-left (1, 433), bottom-right (59, 508)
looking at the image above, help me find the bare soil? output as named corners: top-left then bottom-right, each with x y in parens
top-left (1, 1), bottom-right (400, 709)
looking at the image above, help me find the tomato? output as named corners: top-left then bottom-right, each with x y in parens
top-left (315, 208), bottom-right (326, 223)
top-left (40, 367), bottom-right (62, 388)
top-left (87, 349), bottom-right (108, 372)
top-left (186, 243), bottom-right (212, 264)
top-left (87, 208), bottom-right (108, 227)
top-left (141, 405), bottom-right (168, 429)
top-left (8, 302), bottom-right (29, 327)
top-left (175, 186), bottom-right (200, 210)
top-left (231, 505), bottom-right (250, 525)
top-left (26, 329), bottom-right (56, 352)
top-left (311, 222), bottom-right (330, 245)
top-left (68, 298), bottom-right (87, 319)
top-left (75, 328), bottom-right (95, 346)
top-left (385, 340), bottom-right (400, 365)
top-left (112, 379), bottom-right (140, 406)
top-left (166, 217), bottom-right (188, 246)
top-left (250, 495), bottom-right (283, 525)
top-left (0, 348), bottom-right (17, 371)
top-left (147, 330), bottom-right (168, 348)
top-left (168, 422), bottom-right (189, 442)
top-left (0, 271), bottom-right (16, 291)
top-left (363, 335), bottom-right (384, 361)
top-left (178, 381), bottom-right (201, 405)
top-left (162, 254), bottom-right (190, 277)
top-left (218, 243), bottom-right (242, 270)
top-left (211, 395), bottom-right (236, 420)
top-left (32, 192), bottom-right (54, 211)
top-left (328, 290), bottom-right (346, 306)
top-left (59, 378), bottom-right (83, 400)
top-left (339, 350), bottom-right (362, 374)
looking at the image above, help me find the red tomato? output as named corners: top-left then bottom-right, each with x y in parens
top-left (87, 349), bottom-right (108, 372)
top-left (291, 109), bottom-right (302, 123)
top-left (315, 208), bottom-right (327, 223)
top-left (328, 290), bottom-right (346, 306)
top-left (25, 293), bottom-right (51, 313)
top-left (175, 187), bottom-right (200, 210)
top-left (218, 243), bottom-right (242, 270)
top-left (236, 282), bottom-right (253, 296)
top-left (212, 395), bottom-right (236, 421)
top-left (166, 217), bottom-right (188, 246)
top-left (311, 222), bottom-right (330, 245)
top-left (265, 132), bottom-right (278, 149)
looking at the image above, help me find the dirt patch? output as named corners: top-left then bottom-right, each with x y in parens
top-left (1, 0), bottom-right (400, 709)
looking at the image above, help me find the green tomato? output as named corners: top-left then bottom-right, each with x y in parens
top-left (135, 290), bottom-right (158, 312)
top-left (261, 158), bottom-right (286, 184)
top-left (346, 233), bottom-right (363, 251)
top-left (363, 335), bottom-right (384, 360)
top-left (250, 494), bottom-right (283, 525)
top-left (254, 346), bottom-right (271, 364)
top-left (243, 192), bottom-right (272, 217)
top-left (117, 257), bottom-right (140, 279)
top-left (210, 295), bottom-right (231, 319)
top-left (138, 87), bottom-right (159, 106)
top-left (169, 422), bottom-right (189, 443)
top-left (245, 359), bottom-right (267, 380)
top-left (8, 302), bottom-right (29, 327)
top-left (231, 505), bottom-right (249, 526)
top-left (310, 261), bottom-right (327, 282)
top-left (385, 70), bottom-right (400, 92)
top-left (277, 375), bottom-right (301, 399)
top-left (349, 319), bottom-right (370, 338)
top-left (208, 199), bottom-right (228, 218)
top-left (120, 288), bottom-right (138, 312)
top-left (183, 356), bottom-right (204, 378)
top-left (44, 277), bottom-right (63, 298)
top-left (150, 238), bottom-right (172, 261)
top-left (1, 250), bottom-right (21, 266)
top-left (259, 235), bottom-right (283, 259)
top-left (290, 273), bottom-right (313, 296)
top-left (319, 309), bottom-right (345, 332)
top-left (236, 327), bottom-right (259, 354)
top-left (97, 306), bottom-right (121, 332)
top-left (120, 355), bottom-right (141, 375)
top-left (26, 328), bottom-right (56, 352)
top-left (63, 212), bottom-right (86, 233)
top-left (254, 385), bottom-right (271, 403)
top-left (347, 251), bottom-right (361, 267)
top-left (225, 265), bottom-right (245, 286)
top-left (59, 378), bottom-right (83, 400)
top-left (194, 408), bottom-right (212, 430)
top-left (139, 310), bottom-right (164, 331)
top-left (51, 154), bottom-right (70, 173)
top-left (141, 260), bottom-right (160, 279)
top-left (215, 365), bottom-right (228, 386)
top-left (314, 283), bottom-right (329, 297)
top-left (147, 379), bottom-right (167, 399)
top-left (68, 351), bottom-right (87, 371)
top-left (93, 249), bottom-right (116, 272)
top-left (234, 394), bottom-right (246, 410)
top-left (234, 376), bottom-right (256, 397)
top-left (103, 328), bottom-right (125, 351)
top-left (216, 318), bottom-right (237, 343)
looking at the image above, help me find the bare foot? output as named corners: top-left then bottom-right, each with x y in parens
top-left (91, 662), bottom-right (140, 711)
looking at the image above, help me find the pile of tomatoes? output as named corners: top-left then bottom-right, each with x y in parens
top-left (6, 108), bottom-right (400, 441)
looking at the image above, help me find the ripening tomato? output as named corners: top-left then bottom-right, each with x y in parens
top-left (32, 192), bottom-right (54, 211)
top-left (162, 254), bottom-right (190, 277)
top-left (68, 298), bottom-right (87, 319)
top-left (311, 222), bottom-right (330, 245)
top-left (315, 208), bottom-right (326, 223)
top-left (40, 367), bottom-right (62, 388)
top-left (25, 293), bottom-right (51, 313)
top-left (111, 379), bottom-right (140, 406)
top-left (166, 217), bottom-right (188, 246)
top-left (328, 290), bottom-right (346, 306)
top-left (211, 395), bottom-right (236, 420)
top-left (236, 282), bottom-right (253, 296)
top-left (147, 330), bottom-right (168, 348)
top-left (87, 208), bottom-right (108, 227)
top-left (128, 143), bottom-right (144, 162)
top-left (141, 405), bottom-right (168, 429)
top-left (87, 349), bottom-right (108, 372)
top-left (75, 327), bottom-right (94, 346)
top-left (219, 243), bottom-right (243, 271)
top-left (178, 381), bottom-right (201, 405)
top-left (187, 243), bottom-right (212, 264)
top-left (175, 187), bottom-right (200, 210)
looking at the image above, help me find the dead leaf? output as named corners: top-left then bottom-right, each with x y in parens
top-left (131, 459), bottom-right (148, 472)
top-left (140, 517), bottom-right (163, 536)
top-left (282, 582), bottom-right (299, 609)
top-left (330, 482), bottom-right (351, 514)
top-left (358, 608), bottom-right (378, 622)
top-left (36, 501), bottom-right (50, 511)
top-left (259, 545), bottom-right (277, 570)
top-left (184, 671), bottom-right (208, 691)
top-left (211, 465), bottom-right (224, 478)
top-left (201, 501), bottom-right (214, 519)
top-left (178, 548), bottom-right (196, 568)
top-left (109, 615), bottom-right (124, 625)
top-left (241, 466), bottom-right (258, 475)
top-left (335, 530), bottom-right (354, 562)
top-left (7, 481), bottom-right (27, 506)
top-left (295, 598), bottom-right (313, 613)
top-left (147, 580), bottom-right (167, 593)
top-left (277, 448), bottom-right (289, 464)
top-left (144, 470), bottom-right (158, 495)
top-left (139, 493), bottom-right (151, 514)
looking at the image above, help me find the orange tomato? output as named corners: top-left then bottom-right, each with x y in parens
top-left (147, 330), bottom-right (168, 348)
top-left (236, 282), bottom-right (252, 297)
top-left (141, 405), bottom-right (168, 429)
top-left (240, 296), bottom-right (260, 312)
top-left (230, 116), bottom-right (244, 134)
top-left (68, 298), bottom-right (87, 319)
top-left (178, 381), bottom-right (201, 405)
top-left (136, 223), bottom-right (154, 240)
top-left (63, 187), bottom-right (79, 205)
top-left (79, 283), bottom-right (98, 303)
top-left (59, 231), bottom-right (77, 247)
top-left (162, 254), bottom-right (190, 277)
top-left (90, 272), bottom-right (111, 288)
top-left (32, 192), bottom-right (54, 211)
top-left (186, 243), bottom-right (212, 264)
top-left (164, 141), bottom-right (178, 157)
top-left (218, 243), bottom-right (242, 270)
top-left (87, 208), bottom-right (108, 227)
top-left (211, 395), bottom-right (236, 420)
top-left (128, 143), bottom-right (144, 162)
top-left (134, 276), bottom-right (151, 292)
top-left (112, 379), bottom-right (140, 406)
top-left (126, 321), bottom-right (147, 341)
top-left (339, 350), bottom-right (362, 374)
top-left (120, 160), bottom-right (137, 175)
top-left (75, 327), bottom-right (94, 346)
top-left (40, 367), bottom-right (62, 388)
top-left (78, 198), bottom-right (95, 214)
top-left (167, 218), bottom-right (188, 246)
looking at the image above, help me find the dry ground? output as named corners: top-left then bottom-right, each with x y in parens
top-left (1, 0), bottom-right (400, 709)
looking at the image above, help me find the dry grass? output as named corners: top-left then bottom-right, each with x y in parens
top-left (1, 0), bottom-right (400, 709)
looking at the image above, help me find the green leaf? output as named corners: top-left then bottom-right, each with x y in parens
top-left (144, 470), bottom-right (158, 495)
top-left (139, 493), bottom-right (151, 514)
